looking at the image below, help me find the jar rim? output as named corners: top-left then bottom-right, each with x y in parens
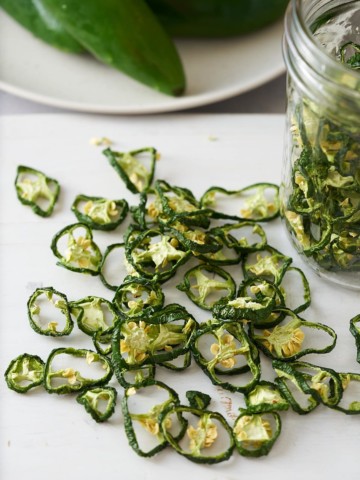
top-left (285, 0), bottom-right (360, 105)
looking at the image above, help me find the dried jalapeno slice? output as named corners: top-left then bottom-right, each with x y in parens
top-left (334, 373), bottom-right (360, 414)
top-left (76, 386), bottom-right (117, 423)
top-left (112, 304), bottom-right (197, 370)
top-left (112, 277), bottom-right (164, 318)
top-left (103, 147), bottom-right (157, 194)
top-left (71, 194), bottom-right (128, 230)
top-left (242, 245), bottom-right (292, 285)
top-left (212, 278), bottom-right (280, 322)
top-left (27, 287), bottom-right (73, 337)
top-left (273, 360), bottom-right (343, 409)
top-left (125, 225), bottom-right (191, 283)
top-left (154, 179), bottom-right (211, 229)
top-left (191, 320), bottom-right (260, 393)
top-left (177, 264), bottom-right (236, 311)
top-left (200, 183), bottom-right (280, 222)
top-left (209, 221), bottom-right (267, 253)
top-left (51, 223), bottom-right (102, 275)
top-left (350, 313), bottom-right (360, 363)
top-left (160, 406), bottom-right (235, 464)
top-left (69, 296), bottom-right (119, 337)
top-left (250, 308), bottom-right (337, 362)
top-left (244, 381), bottom-right (289, 413)
top-left (5, 353), bottom-right (45, 393)
top-left (122, 380), bottom-right (183, 457)
top-left (233, 411), bottom-right (281, 457)
top-left (15, 165), bottom-right (60, 217)
top-left (44, 348), bottom-right (113, 394)
top-left (99, 242), bottom-right (131, 291)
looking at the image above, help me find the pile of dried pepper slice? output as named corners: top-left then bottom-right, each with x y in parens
top-left (5, 140), bottom-right (360, 464)
top-left (282, 42), bottom-right (360, 273)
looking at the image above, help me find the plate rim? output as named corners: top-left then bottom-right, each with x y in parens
top-left (0, 64), bottom-right (285, 114)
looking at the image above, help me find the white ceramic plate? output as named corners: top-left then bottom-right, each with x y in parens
top-left (0, 12), bottom-right (285, 114)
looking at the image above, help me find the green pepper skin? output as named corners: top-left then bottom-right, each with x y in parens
top-left (146, 0), bottom-right (288, 38)
top-left (0, 0), bottom-right (83, 52)
top-left (40, 0), bottom-right (185, 96)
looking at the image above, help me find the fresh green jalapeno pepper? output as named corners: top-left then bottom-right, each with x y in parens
top-left (27, 287), bottom-right (73, 336)
top-left (177, 263), bottom-right (236, 311)
top-left (104, 147), bottom-right (158, 194)
top-left (51, 223), bottom-right (102, 275)
top-left (146, 0), bottom-right (289, 38)
top-left (44, 348), bottom-right (113, 394)
top-left (4, 353), bottom-right (45, 393)
top-left (159, 406), bottom-right (235, 464)
top-left (71, 194), bottom-right (128, 231)
top-left (0, 0), bottom-right (83, 52)
top-left (233, 411), bottom-right (282, 457)
top-left (15, 165), bottom-right (60, 217)
top-left (39, 0), bottom-right (186, 96)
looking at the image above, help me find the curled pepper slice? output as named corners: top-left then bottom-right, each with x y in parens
top-left (112, 277), bottom-right (164, 318)
top-left (15, 165), bottom-right (60, 217)
top-left (250, 309), bottom-right (337, 362)
top-left (77, 386), bottom-right (117, 423)
top-left (28, 287), bottom-right (73, 337)
top-left (122, 380), bottom-right (182, 457)
top-left (160, 406), bottom-right (234, 464)
top-left (233, 411), bottom-right (281, 457)
top-left (200, 183), bottom-right (280, 222)
top-left (71, 194), bottom-right (128, 231)
top-left (104, 147), bottom-right (157, 194)
top-left (191, 320), bottom-right (260, 393)
top-left (44, 348), bottom-right (113, 394)
top-left (5, 353), bottom-right (45, 393)
top-left (112, 304), bottom-right (197, 369)
top-left (177, 264), bottom-right (236, 311)
top-left (51, 223), bottom-right (102, 275)
top-left (244, 381), bottom-right (289, 413)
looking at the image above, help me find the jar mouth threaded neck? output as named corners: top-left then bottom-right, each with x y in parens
top-left (284, 0), bottom-right (360, 110)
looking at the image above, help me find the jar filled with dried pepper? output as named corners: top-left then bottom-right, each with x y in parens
top-left (281, 0), bottom-right (360, 288)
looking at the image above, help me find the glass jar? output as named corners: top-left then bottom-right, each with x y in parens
top-left (281, 0), bottom-right (360, 289)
